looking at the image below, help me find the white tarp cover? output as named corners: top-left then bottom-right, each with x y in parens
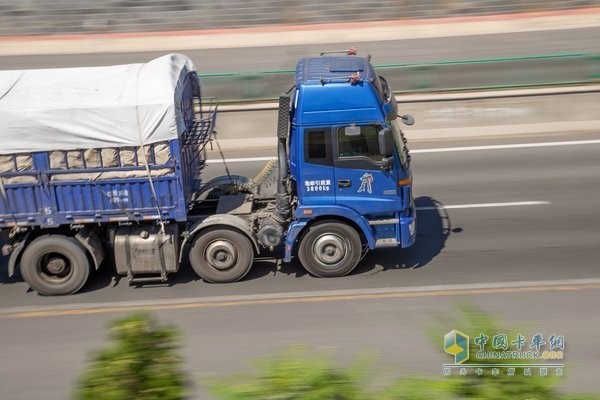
top-left (0, 53), bottom-right (196, 155)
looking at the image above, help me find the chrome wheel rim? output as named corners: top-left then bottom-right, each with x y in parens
top-left (204, 240), bottom-right (238, 271)
top-left (312, 233), bottom-right (348, 268)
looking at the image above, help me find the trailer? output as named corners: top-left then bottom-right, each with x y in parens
top-left (0, 51), bottom-right (416, 295)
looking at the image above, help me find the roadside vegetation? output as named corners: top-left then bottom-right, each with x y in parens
top-left (75, 305), bottom-right (599, 400)
top-left (75, 314), bottom-right (187, 400)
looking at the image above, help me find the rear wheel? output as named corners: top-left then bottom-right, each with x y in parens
top-left (20, 235), bottom-right (91, 295)
top-left (188, 227), bottom-right (254, 283)
top-left (298, 221), bottom-right (361, 277)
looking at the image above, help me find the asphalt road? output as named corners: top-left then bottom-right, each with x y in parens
top-left (2, 27), bottom-right (600, 72)
top-left (0, 132), bottom-right (599, 399)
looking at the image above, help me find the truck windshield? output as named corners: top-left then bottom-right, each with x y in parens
top-left (390, 118), bottom-right (408, 168)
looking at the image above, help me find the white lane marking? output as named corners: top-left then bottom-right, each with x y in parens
top-left (416, 200), bottom-right (550, 211)
top-left (1, 278), bottom-right (598, 316)
top-left (412, 139), bottom-right (600, 154)
top-left (205, 139), bottom-right (600, 163)
top-left (206, 156), bottom-right (274, 164)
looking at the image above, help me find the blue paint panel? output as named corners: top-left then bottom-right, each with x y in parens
top-left (0, 137), bottom-right (199, 228)
top-left (294, 84), bottom-right (383, 126)
top-left (0, 184), bottom-right (41, 217)
top-left (334, 168), bottom-right (400, 216)
top-left (284, 220), bottom-right (306, 262)
top-left (51, 177), bottom-right (181, 217)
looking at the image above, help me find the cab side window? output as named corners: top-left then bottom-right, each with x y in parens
top-left (304, 128), bottom-right (332, 166)
top-left (335, 125), bottom-right (382, 170)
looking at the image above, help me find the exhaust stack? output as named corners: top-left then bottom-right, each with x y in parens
top-left (274, 94), bottom-right (291, 220)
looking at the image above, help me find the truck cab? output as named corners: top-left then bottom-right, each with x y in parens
top-left (284, 55), bottom-right (416, 276)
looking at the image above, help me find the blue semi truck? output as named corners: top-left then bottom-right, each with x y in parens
top-left (0, 51), bottom-right (416, 295)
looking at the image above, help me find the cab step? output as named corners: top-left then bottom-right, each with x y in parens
top-left (127, 273), bottom-right (168, 284)
top-left (374, 238), bottom-right (399, 248)
top-left (368, 218), bottom-right (399, 226)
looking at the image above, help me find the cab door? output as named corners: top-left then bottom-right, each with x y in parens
top-left (333, 124), bottom-right (400, 216)
top-left (296, 127), bottom-right (336, 206)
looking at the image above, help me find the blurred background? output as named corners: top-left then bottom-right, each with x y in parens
top-left (0, 0), bottom-right (599, 35)
top-left (2, 0), bottom-right (600, 103)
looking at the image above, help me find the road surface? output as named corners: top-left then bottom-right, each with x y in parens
top-left (2, 28), bottom-right (600, 72)
top-left (0, 131), bottom-right (599, 399)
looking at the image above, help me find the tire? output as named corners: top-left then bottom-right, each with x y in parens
top-left (188, 227), bottom-right (254, 283)
top-left (298, 221), bottom-right (361, 277)
top-left (20, 235), bottom-right (91, 296)
top-left (298, 221), bottom-right (362, 278)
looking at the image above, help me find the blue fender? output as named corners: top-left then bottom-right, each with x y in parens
top-left (284, 205), bottom-right (375, 262)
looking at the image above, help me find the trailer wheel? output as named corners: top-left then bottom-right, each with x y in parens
top-left (189, 227), bottom-right (254, 283)
top-left (20, 235), bottom-right (91, 296)
top-left (298, 221), bottom-right (361, 277)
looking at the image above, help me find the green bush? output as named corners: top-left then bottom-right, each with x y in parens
top-left (208, 346), bottom-right (368, 400)
top-left (75, 313), bottom-right (187, 400)
top-left (208, 303), bottom-right (599, 400)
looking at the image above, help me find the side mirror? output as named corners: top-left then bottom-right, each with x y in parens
top-left (401, 114), bottom-right (415, 126)
top-left (378, 128), bottom-right (394, 156)
top-left (381, 156), bottom-right (394, 171)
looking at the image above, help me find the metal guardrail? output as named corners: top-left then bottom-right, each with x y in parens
top-left (198, 53), bottom-right (600, 103)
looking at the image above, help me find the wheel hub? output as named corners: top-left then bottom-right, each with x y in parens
top-left (313, 234), bottom-right (346, 266)
top-left (46, 257), bottom-right (67, 274)
top-left (205, 240), bottom-right (237, 270)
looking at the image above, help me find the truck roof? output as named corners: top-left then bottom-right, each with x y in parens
top-left (292, 56), bottom-right (385, 125)
top-left (295, 56), bottom-right (376, 86)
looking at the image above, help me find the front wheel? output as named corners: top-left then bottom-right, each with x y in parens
top-left (20, 235), bottom-right (91, 295)
top-left (298, 221), bottom-right (361, 277)
top-left (188, 227), bottom-right (254, 283)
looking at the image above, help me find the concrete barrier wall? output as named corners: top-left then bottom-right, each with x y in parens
top-left (1, 0), bottom-right (599, 36)
top-left (201, 55), bottom-right (600, 101)
top-left (213, 87), bottom-right (600, 150)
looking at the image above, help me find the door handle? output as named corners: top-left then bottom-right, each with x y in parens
top-left (338, 179), bottom-right (352, 188)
